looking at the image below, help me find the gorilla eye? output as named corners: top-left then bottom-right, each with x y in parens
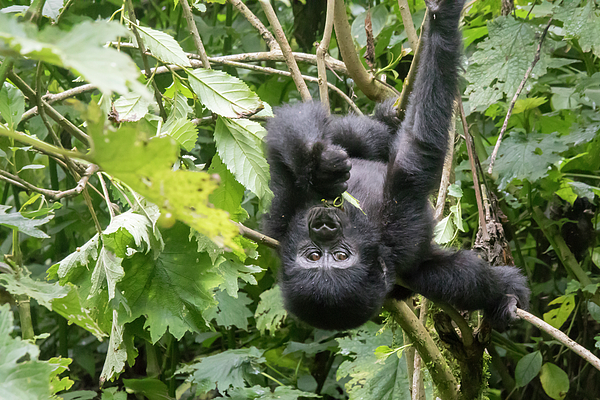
top-left (307, 252), bottom-right (321, 261)
top-left (334, 251), bottom-right (348, 261)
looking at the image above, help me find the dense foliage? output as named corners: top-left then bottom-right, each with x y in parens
top-left (0, 0), bottom-right (599, 399)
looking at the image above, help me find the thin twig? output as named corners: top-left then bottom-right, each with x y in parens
top-left (97, 172), bottom-right (116, 219)
top-left (515, 307), bottom-right (600, 372)
top-left (259, 0), bottom-right (311, 101)
top-left (333, 0), bottom-right (394, 101)
top-left (179, 0), bottom-right (211, 68)
top-left (459, 99), bottom-right (488, 240)
top-left (0, 165), bottom-right (98, 201)
top-left (125, 1), bottom-right (168, 120)
top-left (317, 0), bottom-right (336, 110)
top-left (228, 0), bottom-right (279, 51)
top-left (233, 222), bottom-right (279, 249)
top-left (8, 71), bottom-right (90, 145)
top-left (397, 0), bottom-right (419, 51)
top-left (487, 18), bottom-right (552, 175)
top-left (21, 50), bottom-right (349, 122)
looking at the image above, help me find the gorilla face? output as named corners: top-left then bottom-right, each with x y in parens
top-left (278, 206), bottom-right (389, 330)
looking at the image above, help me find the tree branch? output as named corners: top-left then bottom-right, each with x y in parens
top-left (397, 0), bottom-right (419, 51)
top-left (487, 18), bottom-right (552, 175)
top-left (228, 0), bottom-right (279, 51)
top-left (317, 0), bottom-right (336, 110)
top-left (516, 307), bottom-right (600, 372)
top-left (179, 0), bottom-right (211, 68)
top-left (333, 0), bottom-right (395, 101)
top-left (386, 299), bottom-right (459, 400)
top-left (0, 164), bottom-right (98, 201)
top-left (234, 222), bottom-right (279, 249)
top-left (459, 99), bottom-right (488, 240)
top-left (8, 71), bottom-right (90, 145)
top-left (258, 0), bottom-right (311, 101)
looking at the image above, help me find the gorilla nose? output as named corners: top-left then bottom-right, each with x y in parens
top-left (308, 209), bottom-right (341, 241)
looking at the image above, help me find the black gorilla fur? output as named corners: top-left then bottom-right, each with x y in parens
top-left (263, 0), bottom-right (530, 331)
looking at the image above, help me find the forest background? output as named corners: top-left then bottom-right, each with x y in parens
top-left (0, 0), bottom-right (599, 399)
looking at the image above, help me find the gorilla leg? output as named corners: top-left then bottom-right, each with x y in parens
top-left (399, 249), bottom-right (530, 329)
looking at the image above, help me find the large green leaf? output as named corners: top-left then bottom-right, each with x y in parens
top-left (189, 347), bottom-right (265, 394)
top-left (204, 289), bottom-right (253, 331)
top-left (188, 69), bottom-right (263, 118)
top-left (554, 0), bottom-right (600, 57)
top-left (0, 82), bottom-right (24, 129)
top-left (214, 117), bottom-right (273, 208)
top-left (336, 323), bottom-right (411, 400)
top-left (255, 286), bottom-right (287, 336)
top-left (116, 223), bottom-right (222, 343)
top-left (543, 294), bottom-right (576, 329)
top-left (208, 155), bottom-right (248, 222)
top-left (90, 120), bottom-right (238, 249)
top-left (465, 16), bottom-right (572, 111)
top-left (0, 15), bottom-right (149, 98)
top-left (493, 132), bottom-right (569, 189)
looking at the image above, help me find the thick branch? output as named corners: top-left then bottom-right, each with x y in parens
top-left (487, 18), bottom-right (552, 174)
top-left (228, 0), bottom-right (279, 51)
top-left (516, 307), bottom-right (600, 372)
top-left (234, 222), bottom-right (279, 249)
top-left (333, 0), bottom-right (394, 101)
top-left (386, 299), bottom-right (459, 400)
top-left (259, 0), bottom-right (311, 101)
top-left (180, 0), bottom-right (211, 68)
top-left (317, 0), bottom-right (336, 110)
top-left (397, 0), bottom-right (419, 51)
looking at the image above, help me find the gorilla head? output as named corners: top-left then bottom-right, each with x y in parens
top-left (278, 205), bottom-right (390, 330)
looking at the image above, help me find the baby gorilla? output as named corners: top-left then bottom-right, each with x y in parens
top-left (263, 0), bottom-right (529, 330)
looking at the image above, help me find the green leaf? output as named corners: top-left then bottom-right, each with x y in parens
top-left (135, 24), bottom-right (191, 67)
top-left (0, 304), bottom-right (55, 399)
top-left (350, 4), bottom-right (388, 48)
top-left (51, 234), bottom-right (100, 282)
top-left (50, 285), bottom-right (107, 340)
top-left (116, 223), bottom-right (222, 342)
top-left (188, 69), bottom-right (263, 118)
top-left (213, 256), bottom-right (262, 298)
top-left (543, 294), bottom-right (576, 329)
top-left (124, 378), bottom-right (173, 400)
top-left (112, 93), bottom-right (153, 122)
top-left (465, 16), bottom-right (570, 111)
top-left (554, 0), bottom-right (600, 57)
top-left (336, 323), bottom-right (411, 399)
top-left (0, 16), bottom-right (150, 99)
top-left (208, 154), bottom-right (249, 222)
top-left (48, 357), bottom-right (74, 394)
top-left (0, 272), bottom-right (68, 309)
top-left (90, 120), bottom-right (238, 250)
top-left (228, 385), bottom-right (320, 400)
top-left (100, 313), bottom-right (128, 382)
top-left (204, 289), bottom-right (253, 330)
top-left (433, 215), bottom-right (456, 244)
top-left (493, 132), bottom-right (569, 189)
top-left (190, 230), bottom-right (224, 264)
top-left (588, 301), bottom-right (600, 323)
top-left (592, 247), bottom-right (600, 269)
top-left (515, 351), bottom-right (542, 387)
top-left (189, 347), bottom-right (265, 393)
top-left (255, 286), bottom-right (287, 335)
top-left (539, 362), bottom-right (569, 400)
top-left (214, 117), bottom-right (273, 208)
top-left (103, 210), bottom-right (155, 256)
top-left (0, 205), bottom-right (53, 238)
top-left (90, 247), bottom-right (124, 301)
top-left (0, 82), bottom-right (25, 129)
top-left (162, 118), bottom-right (198, 151)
